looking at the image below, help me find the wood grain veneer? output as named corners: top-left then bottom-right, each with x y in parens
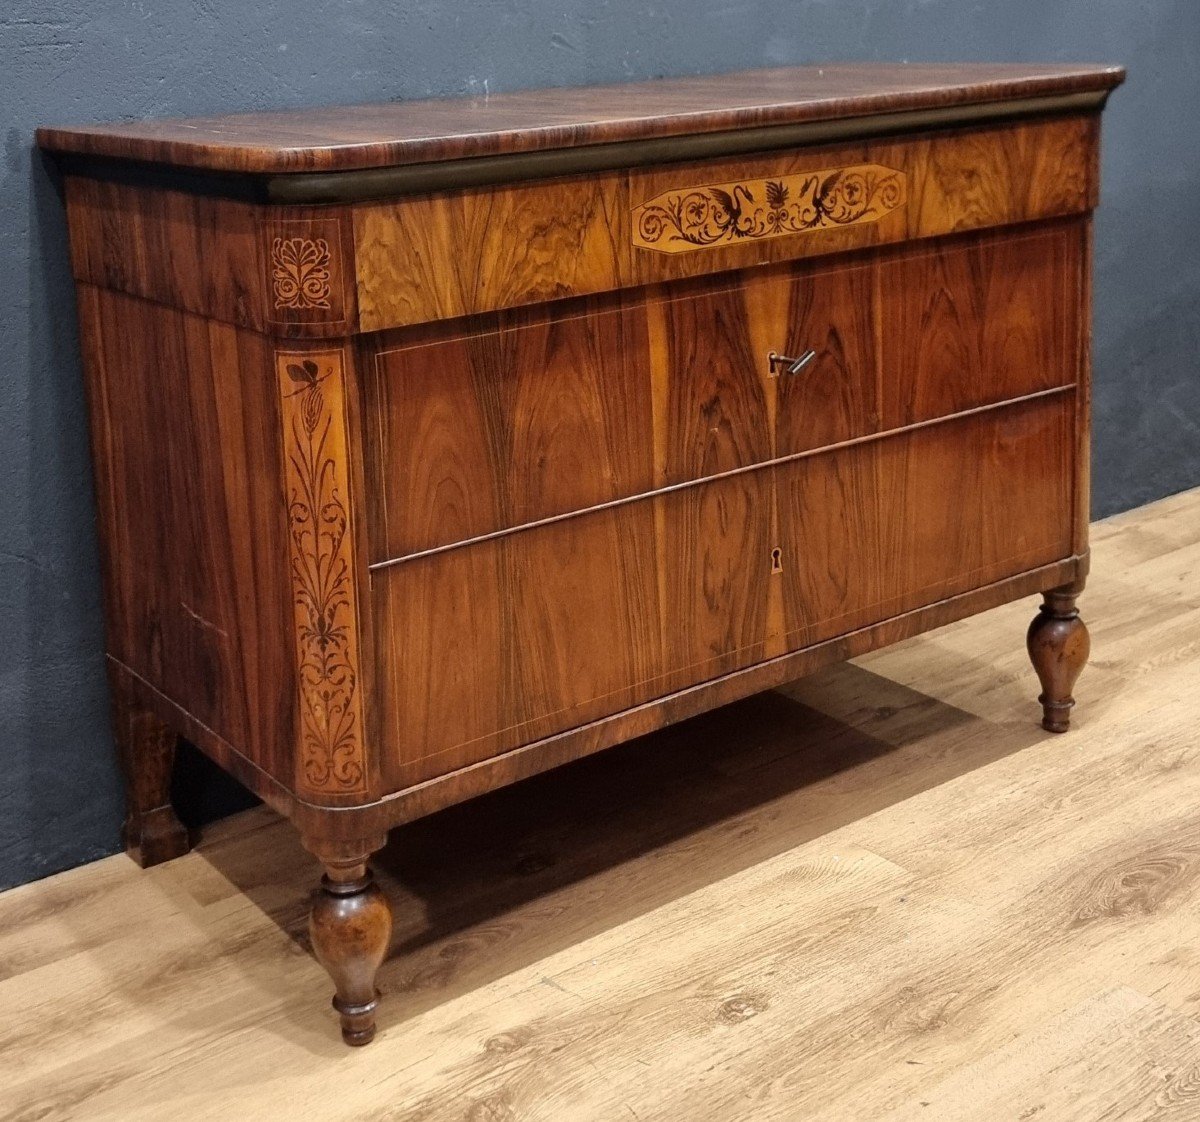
top-left (354, 114), bottom-right (1097, 329)
top-left (61, 114), bottom-right (1096, 336)
top-left (365, 220), bottom-right (1080, 562)
top-left (38, 62), bottom-right (1123, 1046)
top-left (372, 394), bottom-right (1074, 787)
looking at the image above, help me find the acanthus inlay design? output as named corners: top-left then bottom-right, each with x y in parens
top-left (272, 237), bottom-right (332, 309)
top-left (276, 351), bottom-right (366, 794)
top-left (632, 165), bottom-right (906, 254)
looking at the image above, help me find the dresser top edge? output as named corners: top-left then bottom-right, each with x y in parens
top-left (36, 62), bottom-right (1125, 182)
top-left (43, 93), bottom-right (1120, 208)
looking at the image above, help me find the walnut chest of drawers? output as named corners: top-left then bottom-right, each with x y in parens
top-left (38, 61), bottom-right (1124, 1045)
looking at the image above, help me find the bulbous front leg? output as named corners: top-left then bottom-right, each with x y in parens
top-left (304, 835), bottom-right (393, 1046)
top-left (1026, 583), bottom-right (1091, 733)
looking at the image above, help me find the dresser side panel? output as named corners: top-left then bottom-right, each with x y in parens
top-left (1074, 217), bottom-right (1094, 559)
top-left (76, 284), bottom-right (299, 794)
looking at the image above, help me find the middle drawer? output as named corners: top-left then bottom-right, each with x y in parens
top-left (365, 219), bottom-right (1080, 563)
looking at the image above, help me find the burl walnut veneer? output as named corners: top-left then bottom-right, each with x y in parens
top-left (38, 62), bottom-right (1124, 1045)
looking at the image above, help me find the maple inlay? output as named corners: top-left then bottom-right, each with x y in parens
top-left (276, 349), bottom-right (366, 796)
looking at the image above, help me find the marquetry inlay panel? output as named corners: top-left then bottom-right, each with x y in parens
top-left (632, 164), bottom-right (906, 253)
top-left (272, 237), bottom-right (332, 310)
top-left (275, 349), bottom-right (367, 797)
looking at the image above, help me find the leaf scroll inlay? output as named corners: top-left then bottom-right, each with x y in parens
top-left (277, 352), bottom-right (366, 795)
top-left (633, 164), bottom-right (906, 254)
top-left (272, 237), bottom-right (332, 309)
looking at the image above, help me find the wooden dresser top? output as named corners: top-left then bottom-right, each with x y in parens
top-left (38, 62), bottom-right (1124, 176)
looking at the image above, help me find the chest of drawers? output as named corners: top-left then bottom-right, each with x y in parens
top-left (38, 61), bottom-right (1123, 1045)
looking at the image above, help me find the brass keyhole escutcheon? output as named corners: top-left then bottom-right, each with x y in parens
top-left (771, 547), bottom-right (783, 574)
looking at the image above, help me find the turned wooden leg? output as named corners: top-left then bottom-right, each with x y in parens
top-left (1026, 582), bottom-right (1091, 733)
top-left (304, 835), bottom-right (393, 1046)
top-left (108, 672), bottom-right (190, 867)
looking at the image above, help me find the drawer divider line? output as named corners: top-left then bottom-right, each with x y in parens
top-left (368, 383), bottom-right (1075, 571)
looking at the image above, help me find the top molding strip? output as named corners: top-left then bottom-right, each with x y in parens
top-left (38, 63), bottom-right (1125, 179)
top-left (46, 89), bottom-right (1116, 207)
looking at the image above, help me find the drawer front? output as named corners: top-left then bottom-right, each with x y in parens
top-left (366, 297), bottom-right (658, 560)
top-left (373, 394), bottom-right (1075, 791)
top-left (775, 394), bottom-right (1075, 651)
top-left (879, 220), bottom-right (1083, 428)
top-left (354, 114), bottom-right (1097, 331)
top-left (366, 221), bottom-right (1081, 562)
top-left (366, 279), bottom-right (777, 560)
top-left (627, 118), bottom-right (1096, 287)
top-left (373, 469), bottom-right (775, 790)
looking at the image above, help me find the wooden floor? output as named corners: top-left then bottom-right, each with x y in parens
top-left (3, 489), bottom-right (1200, 1121)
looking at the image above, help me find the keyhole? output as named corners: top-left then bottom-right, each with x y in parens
top-left (770, 547), bottom-right (783, 574)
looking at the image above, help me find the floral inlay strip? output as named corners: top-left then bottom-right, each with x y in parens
top-left (632, 165), bottom-right (906, 254)
top-left (276, 351), bottom-right (366, 795)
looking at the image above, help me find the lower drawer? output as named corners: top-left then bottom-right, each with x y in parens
top-left (373, 393), bottom-right (1074, 790)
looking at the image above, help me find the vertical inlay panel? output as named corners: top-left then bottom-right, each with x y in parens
top-left (276, 348), bottom-right (368, 798)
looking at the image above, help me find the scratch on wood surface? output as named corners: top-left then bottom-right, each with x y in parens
top-left (180, 600), bottom-right (229, 640)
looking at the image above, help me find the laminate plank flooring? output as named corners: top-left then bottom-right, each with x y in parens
top-left (2, 488), bottom-right (1199, 1122)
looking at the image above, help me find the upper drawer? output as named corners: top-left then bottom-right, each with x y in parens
top-left (364, 220), bottom-right (1083, 563)
top-left (61, 115), bottom-right (1098, 339)
top-left (354, 114), bottom-right (1097, 331)
top-left (365, 266), bottom-right (828, 562)
top-left (877, 218), bottom-right (1084, 429)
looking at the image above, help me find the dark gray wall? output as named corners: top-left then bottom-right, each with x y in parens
top-left (3, 1), bottom-right (1197, 890)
